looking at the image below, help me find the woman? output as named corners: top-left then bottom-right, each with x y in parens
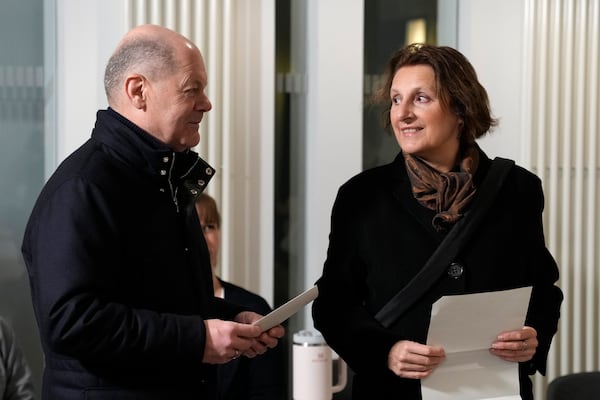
top-left (311, 44), bottom-right (562, 399)
top-left (195, 194), bottom-right (284, 400)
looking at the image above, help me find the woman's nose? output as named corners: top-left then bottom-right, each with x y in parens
top-left (395, 101), bottom-right (414, 122)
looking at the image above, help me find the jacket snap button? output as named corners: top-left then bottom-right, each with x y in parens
top-left (447, 262), bottom-right (464, 279)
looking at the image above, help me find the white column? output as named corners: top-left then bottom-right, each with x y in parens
top-left (296, 0), bottom-right (364, 329)
top-left (54, 0), bottom-right (127, 167)
top-left (457, 0), bottom-right (525, 162)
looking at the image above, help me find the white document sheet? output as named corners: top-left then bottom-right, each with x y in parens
top-left (252, 286), bottom-right (318, 331)
top-left (421, 286), bottom-right (532, 400)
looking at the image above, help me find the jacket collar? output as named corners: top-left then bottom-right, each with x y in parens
top-left (92, 108), bottom-right (215, 210)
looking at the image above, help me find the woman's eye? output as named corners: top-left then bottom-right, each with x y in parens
top-left (202, 224), bottom-right (218, 233)
top-left (391, 96), bottom-right (401, 105)
top-left (415, 94), bottom-right (430, 103)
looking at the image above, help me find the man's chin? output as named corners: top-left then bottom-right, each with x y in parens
top-left (181, 132), bottom-right (201, 150)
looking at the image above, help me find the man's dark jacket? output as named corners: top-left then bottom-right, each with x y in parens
top-left (22, 109), bottom-right (244, 399)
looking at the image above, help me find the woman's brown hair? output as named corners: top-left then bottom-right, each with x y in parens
top-left (195, 193), bottom-right (221, 228)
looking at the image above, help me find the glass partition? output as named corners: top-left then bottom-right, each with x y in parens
top-left (363, 0), bottom-right (439, 170)
top-left (0, 0), bottom-right (48, 396)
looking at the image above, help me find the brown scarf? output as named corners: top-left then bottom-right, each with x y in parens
top-left (404, 144), bottom-right (480, 231)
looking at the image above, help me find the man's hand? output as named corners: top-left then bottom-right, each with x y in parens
top-left (202, 312), bottom-right (285, 364)
top-left (203, 319), bottom-right (261, 364)
top-left (234, 311), bottom-right (285, 358)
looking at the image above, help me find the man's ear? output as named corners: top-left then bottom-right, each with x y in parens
top-left (124, 74), bottom-right (146, 110)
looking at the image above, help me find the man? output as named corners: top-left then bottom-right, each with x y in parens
top-left (21, 24), bottom-right (283, 399)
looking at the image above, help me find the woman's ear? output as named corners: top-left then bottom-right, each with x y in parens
top-left (124, 74), bottom-right (146, 110)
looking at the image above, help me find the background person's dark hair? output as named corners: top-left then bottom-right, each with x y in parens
top-left (372, 43), bottom-right (498, 144)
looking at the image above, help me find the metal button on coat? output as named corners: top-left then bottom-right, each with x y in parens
top-left (447, 262), bottom-right (464, 279)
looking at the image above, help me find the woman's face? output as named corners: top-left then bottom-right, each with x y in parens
top-left (389, 64), bottom-right (462, 172)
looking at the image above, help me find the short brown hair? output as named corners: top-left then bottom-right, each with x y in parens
top-left (195, 193), bottom-right (221, 228)
top-left (374, 43), bottom-right (498, 142)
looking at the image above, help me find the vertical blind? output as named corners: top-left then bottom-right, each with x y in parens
top-left (523, 0), bottom-right (600, 396)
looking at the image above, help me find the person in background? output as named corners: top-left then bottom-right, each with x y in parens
top-left (0, 316), bottom-right (35, 400)
top-left (312, 43), bottom-right (563, 400)
top-left (195, 193), bottom-right (284, 400)
top-left (21, 24), bottom-right (283, 400)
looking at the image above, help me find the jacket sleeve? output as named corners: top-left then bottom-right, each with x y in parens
top-left (22, 176), bottom-right (207, 367)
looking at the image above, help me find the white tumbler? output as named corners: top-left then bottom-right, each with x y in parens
top-left (293, 329), bottom-right (347, 400)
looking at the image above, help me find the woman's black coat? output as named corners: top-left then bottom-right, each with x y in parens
top-left (312, 151), bottom-right (563, 400)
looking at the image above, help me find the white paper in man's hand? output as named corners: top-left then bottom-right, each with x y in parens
top-left (421, 286), bottom-right (532, 400)
top-left (252, 286), bottom-right (318, 331)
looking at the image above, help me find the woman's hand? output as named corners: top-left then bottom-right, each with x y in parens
top-left (387, 340), bottom-right (446, 379)
top-left (490, 326), bottom-right (537, 362)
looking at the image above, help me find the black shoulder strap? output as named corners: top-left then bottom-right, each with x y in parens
top-left (374, 157), bottom-right (515, 328)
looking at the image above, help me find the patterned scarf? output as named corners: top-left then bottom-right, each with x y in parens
top-left (404, 144), bottom-right (480, 231)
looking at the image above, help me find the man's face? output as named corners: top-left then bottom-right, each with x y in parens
top-left (144, 44), bottom-right (212, 151)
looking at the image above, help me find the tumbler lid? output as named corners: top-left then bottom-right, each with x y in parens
top-left (293, 329), bottom-right (326, 345)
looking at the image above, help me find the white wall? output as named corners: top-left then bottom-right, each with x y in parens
top-left (54, 0), bottom-right (126, 167)
top-left (295, 0), bottom-right (364, 328)
top-left (457, 0), bottom-right (525, 162)
top-left (302, 0), bottom-right (364, 288)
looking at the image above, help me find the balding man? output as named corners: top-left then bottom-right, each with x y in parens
top-left (21, 24), bottom-right (284, 400)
